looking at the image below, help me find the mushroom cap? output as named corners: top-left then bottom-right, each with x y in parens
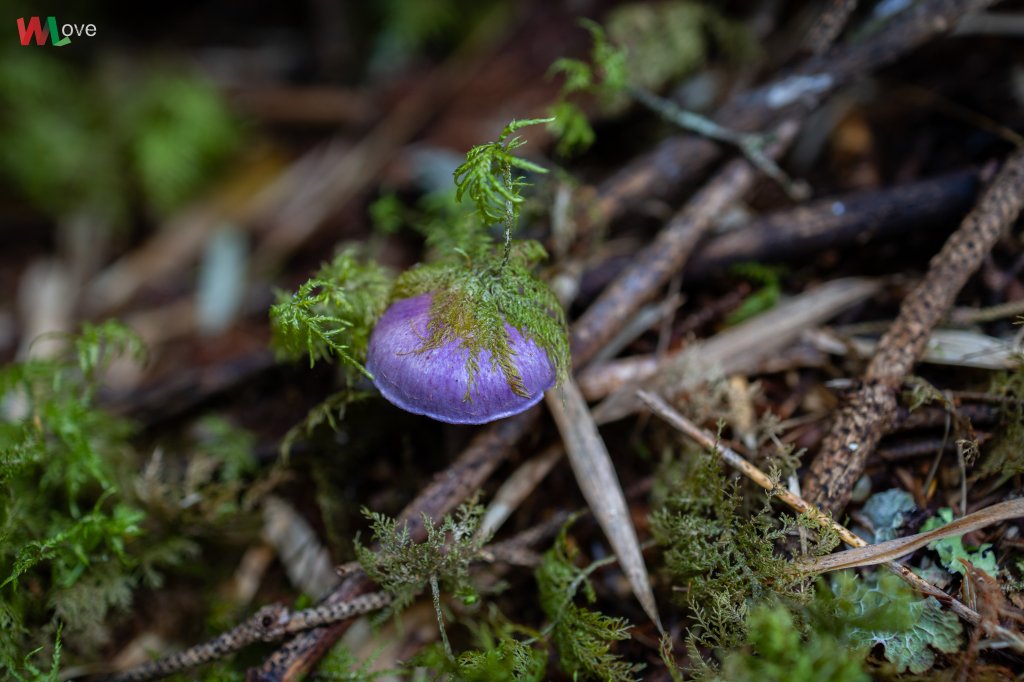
top-left (366, 293), bottom-right (556, 424)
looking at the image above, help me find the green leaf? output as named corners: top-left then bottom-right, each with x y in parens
top-left (921, 508), bottom-right (999, 576)
top-left (859, 489), bottom-right (916, 543)
top-left (837, 572), bottom-right (961, 674)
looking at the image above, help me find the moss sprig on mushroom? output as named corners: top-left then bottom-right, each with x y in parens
top-left (368, 119), bottom-right (569, 423)
top-left (271, 119), bottom-right (570, 424)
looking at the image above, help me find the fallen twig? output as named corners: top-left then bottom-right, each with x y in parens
top-left (572, 120), bottom-right (800, 366)
top-left (803, 147), bottom-right (1024, 515)
top-left (591, 278), bottom-right (880, 419)
top-left (105, 593), bottom-right (393, 682)
top-left (683, 169), bottom-right (980, 281)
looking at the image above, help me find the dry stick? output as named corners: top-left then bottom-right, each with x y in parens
top-left (637, 391), bottom-right (1024, 652)
top-left (576, 168), bottom-right (979, 302)
top-left (683, 168), bottom-right (980, 282)
top-left (106, 593), bottom-right (393, 682)
top-left (803, 148), bottom-right (1024, 516)
top-left (591, 278), bottom-right (880, 421)
top-left (804, 0), bottom-right (861, 55)
top-left (590, 0), bottom-right (994, 227)
top-left (572, 120), bottom-right (800, 366)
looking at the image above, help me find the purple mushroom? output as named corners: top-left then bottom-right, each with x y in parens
top-left (366, 293), bottom-right (556, 424)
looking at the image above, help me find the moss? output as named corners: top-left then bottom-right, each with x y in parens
top-left (391, 240), bottom-right (569, 398)
top-left (535, 518), bottom-right (643, 681)
top-left (269, 249), bottom-right (394, 378)
top-left (354, 500), bottom-right (489, 611)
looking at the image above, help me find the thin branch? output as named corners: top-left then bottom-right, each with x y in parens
top-left (571, 119), bottom-right (800, 367)
top-left (106, 593), bottom-right (392, 682)
top-left (683, 169), bottom-right (980, 282)
top-left (627, 85), bottom-right (808, 199)
top-left (803, 147), bottom-right (1024, 515)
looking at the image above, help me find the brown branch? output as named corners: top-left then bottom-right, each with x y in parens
top-left (804, 0), bottom-right (861, 55)
top-left (572, 120), bottom-right (800, 367)
top-left (590, 0), bottom-right (994, 227)
top-left (803, 148), bottom-right (1024, 516)
top-left (683, 169), bottom-right (980, 281)
top-left (106, 593), bottom-right (392, 682)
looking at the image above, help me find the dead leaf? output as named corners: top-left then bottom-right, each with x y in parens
top-left (546, 378), bottom-right (663, 632)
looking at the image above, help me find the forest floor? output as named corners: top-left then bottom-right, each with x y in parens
top-left (3, 1), bottom-right (1024, 680)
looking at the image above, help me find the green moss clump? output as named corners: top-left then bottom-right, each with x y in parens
top-left (389, 118), bottom-right (570, 398)
top-left (391, 240), bottom-right (569, 398)
top-left (535, 519), bottom-right (643, 681)
top-left (270, 249), bottom-right (394, 378)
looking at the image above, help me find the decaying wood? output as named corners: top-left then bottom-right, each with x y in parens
top-left (638, 391), bottom-right (1024, 653)
top-left (803, 147), bottom-right (1024, 516)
